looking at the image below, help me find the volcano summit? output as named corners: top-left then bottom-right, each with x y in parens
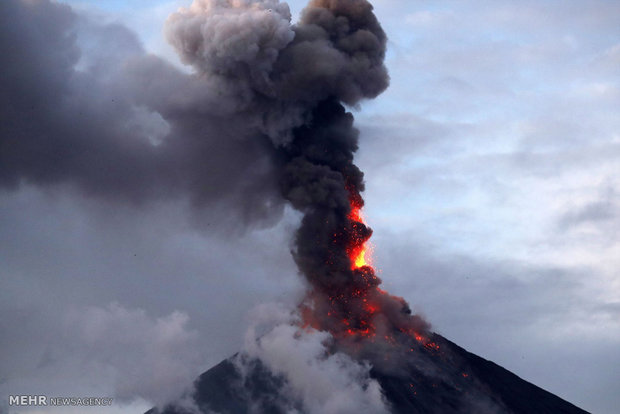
top-left (147, 330), bottom-right (590, 414)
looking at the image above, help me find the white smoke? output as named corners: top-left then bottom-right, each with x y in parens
top-left (237, 303), bottom-right (391, 414)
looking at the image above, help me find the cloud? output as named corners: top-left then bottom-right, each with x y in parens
top-left (65, 303), bottom-right (202, 404)
top-left (558, 187), bottom-right (619, 231)
top-left (364, 228), bottom-right (620, 413)
top-left (0, 301), bottom-right (205, 410)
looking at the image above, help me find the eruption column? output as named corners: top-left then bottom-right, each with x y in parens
top-left (166, 0), bottom-right (430, 343)
top-left (282, 99), bottom-right (427, 341)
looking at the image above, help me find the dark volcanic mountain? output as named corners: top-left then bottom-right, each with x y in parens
top-left (146, 332), bottom-right (589, 414)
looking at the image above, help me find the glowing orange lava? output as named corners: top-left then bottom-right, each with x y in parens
top-left (303, 185), bottom-right (428, 345)
top-left (347, 202), bottom-right (371, 270)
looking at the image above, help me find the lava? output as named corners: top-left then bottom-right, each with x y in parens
top-left (348, 204), bottom-right (371, 269)
top-left (296, 177), bottom-right (432, 347)
top-left (346, 186), bottom-right (372, 271)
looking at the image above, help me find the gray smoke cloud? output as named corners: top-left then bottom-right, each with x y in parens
top-left (0, 0), bottom-right (284, 230)
top-left (0, 0), bottom-right (389, 230)
top-left (165, 0), bottom-right (389, 143)
top-left (1, 0), bottom-right (422, 338)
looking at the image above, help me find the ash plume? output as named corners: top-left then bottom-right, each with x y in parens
top-left (166, 0), bottom-right (428, 339)
top-left (165, 0), bottom-right (389, 143)
top-left (0, 0), bottom-right (284, 229)
top-left (1, 0), bottom-right (428, 353)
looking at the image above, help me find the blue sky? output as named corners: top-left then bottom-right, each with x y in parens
top-left (1, 1), bottom-right (618, 413)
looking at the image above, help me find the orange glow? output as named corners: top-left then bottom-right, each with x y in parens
top-left (300, 184), bottom-right (432, 347)
top-left (355, 249), bottom-right (367, 268)
top-left (347, 203), bottom-right (372, 270)
top-left (303, 185), bottom-right (391, 340)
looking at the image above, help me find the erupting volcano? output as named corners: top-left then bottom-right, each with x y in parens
top-left (282, 98), bottom-right (428, 345)
top-left (148, 0), bottom-right (591, 413)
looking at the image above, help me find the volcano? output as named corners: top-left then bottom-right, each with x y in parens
top-left (141, 1), bottom-right (589, 413)
top-left (146, 331), bottom-right (589, 414)
top-left (146, 3), bottom-right (591, 413)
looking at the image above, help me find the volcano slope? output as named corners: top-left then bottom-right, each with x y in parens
top-left (146, 332), bottom-right (589, 414)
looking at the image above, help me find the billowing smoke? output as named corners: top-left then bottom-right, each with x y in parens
top-left (236, 303), bottom-right (391, 414)
top-left (165, 0), bottom-right (428, 341)
top-left (0, 0), bottom-right (285, 230)
top-left (165, 0), bottom-right (389, 144)
top-left (1, 0), bottom-right (427, 343)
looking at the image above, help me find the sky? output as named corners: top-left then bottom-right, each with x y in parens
top-left (1, 0), bottom-right (618, 413)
